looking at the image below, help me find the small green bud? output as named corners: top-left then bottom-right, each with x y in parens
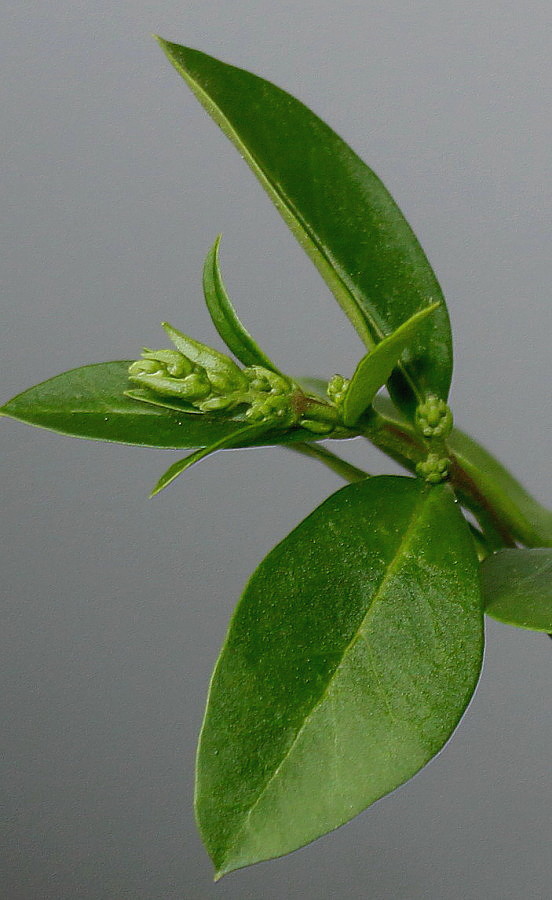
top-left (416, 453), bottom-right (450, 484)
top-left (162, 322), bottom-right (248, 393)
top-left (327, 374), bottom-right (350, 407)
top-left (246, 393), bottom-right (295, 426)
top-left (244, 366), bottom-right (291, 396)
top-left (141, 349), bottom-right (193, 378)
top-left (128, 356), bottom-right (212, 401)
top-left (197, 394), bottom-right (241, 412)
top-left (300, 419), bottom-right (334, 434)
top-left (415, 395), bottom-right (453, 439)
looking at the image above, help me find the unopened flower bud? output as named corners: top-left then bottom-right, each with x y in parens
top-left (415, 395), bottom-right (453, 439)
top-left (416, 453), bottom-right (450, 484)
top-left (327, 374), bottom-right (350, 407)
top-left (300, 419), bottom-right (334, 434)
top-left (140, 348), bottom-right (193, 378)
top-left (128, 356), bottom-right (212, 401)
top-left (246, 393), bottom-right (295, 426)
top-left (244, 366), bottom-right (291, 396)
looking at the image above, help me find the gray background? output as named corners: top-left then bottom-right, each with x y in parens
top-left (1, 2), bottom-right (551, 898)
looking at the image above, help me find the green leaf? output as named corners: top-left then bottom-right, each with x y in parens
top-left (447, 429), bottom-right (552, 548)
top-left (343, 303), bottom-right (441, 426)
top-left (157, 38), bottom-right (453, 416)
top-left (150, 424), bottom-right (268, 496)
top-left (203, 236), bottom-right (280, 372)
top-left (481, 549), bottom-right (552, 631)
top-left (195, 476), bottom-right (483, 877)
top-left (0, 362), bottom-right (331, 449)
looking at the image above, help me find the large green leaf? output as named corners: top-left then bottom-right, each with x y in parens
top-left (482, 549), bottom-right (552, 631)
top-left (196, 476), bottom-right (483, 877)
top-left (0, 362), bottom-right (329, 449)
top-left (157, 39), bottom-right (453, 416)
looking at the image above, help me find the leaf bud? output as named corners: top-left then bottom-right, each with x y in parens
top-left (415, 395), bottom-right (453, 439)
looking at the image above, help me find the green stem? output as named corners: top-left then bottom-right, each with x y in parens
top-left (357, 407), bottom-right (426, 472)
top-left (468, 522), bottom-right (492, 562)
top-left (288, 443), bottom-right (369, 483)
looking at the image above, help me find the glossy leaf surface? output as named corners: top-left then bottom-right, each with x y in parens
top-left (0, 362), bottom-right (328, 449)
top-left (482, 549), bottom-right (552, 631)
top-left (158, 39), bottom-right (453, 415)
top-left (203, 236), bottom-right (280, 372)
top-left (196, 476), bottom-right (483, 877)
top-left (343, 303), bottom-right (440, 426)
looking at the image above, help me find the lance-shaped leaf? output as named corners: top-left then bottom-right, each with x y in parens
top-left (343, 303), bottom-right (441, 426)
top-left (157, 39), bottom-right (453, 417)
top-left (481, 549), bottom-right (552, 632)
top-left (150, 423), bottom-right (269, 496)
top-left (203, 236), bottom-right (280, 372)
top-left (196, 476), bottom-right (483, 877)
top-left (0, 362), bottom-right (331, 449)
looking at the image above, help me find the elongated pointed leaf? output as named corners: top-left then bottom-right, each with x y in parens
top-left (203, 236), bottom-right (280, 372)
top-left (157, 39), bottom-right (453, 416)
top-left (482, 549), bottom-right (552, 631)
top-left (196, 476), bottom-right (483, 877)
top-left (0, 362), bottom-right (330, 448)
top-left (150, 424), bottom-right (268, 496)
top-left (343, 303), bottom-right (440, 426)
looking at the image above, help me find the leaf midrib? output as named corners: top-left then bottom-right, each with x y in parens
top-left (218, 484), bottom-right (431, 870)
top-left (165, 51), bottom-right (378, 351)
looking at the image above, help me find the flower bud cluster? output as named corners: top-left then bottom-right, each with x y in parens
top-left (128, 333), bottom-right (342, 435)
top-left (327, 374), bottom-right (350, 408)
top-left (415, 394), bottom-right (453, 439)
top-left (416, 453), bottom-right (450, 484)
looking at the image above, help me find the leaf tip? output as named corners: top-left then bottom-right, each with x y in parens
top-left (152, 34), bottom-right (169, 50)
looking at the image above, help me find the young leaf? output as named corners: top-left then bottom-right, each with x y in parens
top-left (0, 362), bottom-right (329, 449)
top-left (195, 476), bottom-right (483, 877)
top-left (481, 549), bottom-right (552, 632)
top-left (203, 236), bottom-right (280, 372)
top-left (342, 303), bottom-right (441, 426)
top-left (157, 39), bottom-right (453, 416)
top-left (150, 424), bottom-right (268, 496)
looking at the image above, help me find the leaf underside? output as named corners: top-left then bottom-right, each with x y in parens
top-left (158, 39), bottom-right (453, 416)
top-left (195, 476), bottom-right (483, 877)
